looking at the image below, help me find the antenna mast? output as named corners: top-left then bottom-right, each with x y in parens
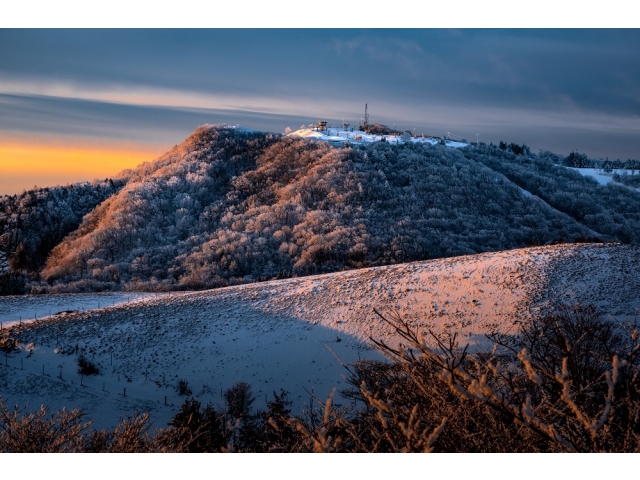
top-left (364, 103), bottom-right (369, 131)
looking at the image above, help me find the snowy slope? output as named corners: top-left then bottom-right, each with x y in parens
top-left (567, 167), bottom-right (640, 187)
top-left (288, 127), bottom-right (467, 148)
top-left (0, 292), bottom-right (170, 328)
top-left (1, 243), bottom-right (639, 431)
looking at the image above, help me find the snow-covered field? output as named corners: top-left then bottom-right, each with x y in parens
top-left (1, 243), bottom-right (638, 431)
top-left (567, 167), bottom-right (640, 186)
top-left (288, 127), bottom-right (468, 148)
top-left (0, 292), bottom-right (171, 329)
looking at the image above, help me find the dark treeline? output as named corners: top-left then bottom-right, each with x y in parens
top-left (0, 179), bottom-right (127, 294)
top-left (612, 172), bottom-right (640, 188)
top-left (467, 144), bottom-right (640, 244)
top-left (2, 124), bottom-right (640, 294)
top-left (563, 150), bottom-right (640, 171)
top-left (0, 179), bottom-right (126, 272)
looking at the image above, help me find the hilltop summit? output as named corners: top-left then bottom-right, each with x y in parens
top-left (287, 124), bottom-right (468, 148)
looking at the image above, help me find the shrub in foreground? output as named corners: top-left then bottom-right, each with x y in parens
top-left (356, 304), bottom-right (640, 452)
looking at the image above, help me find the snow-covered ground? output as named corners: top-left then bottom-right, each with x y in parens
top-left (1, 243), bottom-right (638, 431)
top-left (0, 292), bottom-right (171, 328)
top-left (567, 167), bottom-right (640, 186)
top-left (288, 127), bottom-right (468, 148)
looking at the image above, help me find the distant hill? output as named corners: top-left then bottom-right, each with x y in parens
top-left (3, 123), bottom-right (640, 293)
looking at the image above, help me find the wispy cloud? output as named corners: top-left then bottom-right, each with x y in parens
top-left (332, 35), bottom-right (442, 78)
top-left (0, 77), bottom-right (318, 116)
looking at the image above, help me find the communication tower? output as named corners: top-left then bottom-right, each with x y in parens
top-left (364, 103), bottom-right (369, 131)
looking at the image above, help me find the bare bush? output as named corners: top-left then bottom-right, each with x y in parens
top-left (0, 336), bottom-right (18, 354)
top-left (87, 414), bottom-right (155, 452)
top-left (162, 397), bottom-right (226, 452)
top-left (176, 379), bottom-right (192, 396)
top-left (283, 385), bottom-right (448, 453)
top-left (77, 353), bottom-right (99, 376)
top-left (0, 400), bottom-right (91, 452)
top-left (366, 305), bottom-right (640, 452)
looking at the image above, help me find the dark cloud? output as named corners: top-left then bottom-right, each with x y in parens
top-left (0, 29), bottom-right (639, 159)
top-left (0, 93), bottom-right (313, 144)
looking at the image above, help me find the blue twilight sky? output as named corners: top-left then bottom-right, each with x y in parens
top-left (1, 29), bottom-right (639, 193)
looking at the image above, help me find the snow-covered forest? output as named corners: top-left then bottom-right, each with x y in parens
top-left (2, 124), bottom-right (640, 294)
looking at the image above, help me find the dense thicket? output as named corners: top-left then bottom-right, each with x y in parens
top-left (613, 172), bottom-right (640, 188)
top-left (0, 180), bottom-right (126, 273)
top-left (555, 149), bottom-right (640, 171)
top-left (3, 125), bottom-right (640, 293)
top-left (467, 145), bottom-right (640, 244)
top-left (0, 179), bottom-right (127, 294)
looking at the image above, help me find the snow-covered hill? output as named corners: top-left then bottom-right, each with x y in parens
top-left (7, 124), bottom-right (640, 298)
top-left (1, 243), bottom-right (639, 430)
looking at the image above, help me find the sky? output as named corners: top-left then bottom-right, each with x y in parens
top-left (1, 28), bottom-right (639, 195)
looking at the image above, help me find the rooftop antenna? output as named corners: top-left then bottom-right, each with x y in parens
top-left (476, 134), bottom-right (480, 146)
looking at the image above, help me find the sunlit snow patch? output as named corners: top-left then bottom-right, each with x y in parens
top-left (288, 127), bottom-right (467, 148)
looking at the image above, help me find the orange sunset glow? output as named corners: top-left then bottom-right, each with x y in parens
top-left (0, 138), bottom-right (165, 195)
